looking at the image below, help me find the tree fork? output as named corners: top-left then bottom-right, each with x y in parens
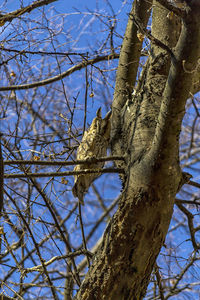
top-left (74, 1), bottom-right (200, 299)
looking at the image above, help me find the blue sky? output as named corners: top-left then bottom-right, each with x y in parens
top-left (0, 1), bottom-right (200, 299)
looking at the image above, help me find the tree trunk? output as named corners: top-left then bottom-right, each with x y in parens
top-left (75, 1), bottom-right (200, 299)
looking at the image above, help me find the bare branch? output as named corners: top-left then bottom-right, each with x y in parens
top-left (78, 203), bottom-right (91, 268)
top-left (154, 263), bottom-right (165, 300)
top-left (176, 202), bottom-right (200, 250)
top-left (4, 156), bottom-right (125, 166)
top-left (4, 167), bottom-right (124, 179)
top-left (22, 250), bottom-right (93, 275)
top-left (0, 54), bottom-right (119, 91)
top-left (0, 0), bottom-right (58, 25)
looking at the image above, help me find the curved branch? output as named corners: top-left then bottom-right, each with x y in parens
top-left (0, 0), bottom-right (58, 25)
top-left (0, 54), bottom-right (119, 91)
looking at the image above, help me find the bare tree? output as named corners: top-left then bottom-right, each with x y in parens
top-left (0, 0), bottom-right (200, 299)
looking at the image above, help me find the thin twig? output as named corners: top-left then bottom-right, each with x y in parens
top-left (176, 202), bottom-right (200, 250)
top-left (154, 263), bottom-right (165, 300)
top-left (0, 54), bottom-right (119, 91)
top-left (22, 249), bottom-right (93, 274)
top-left (4, 155), bottom-right (125, 166)
top-left (0, 46), bottom-right (90, 57)
top-left (78, 203), bottom-right (91, 268)
top-left (83, 57), bottom-right (88, 135)
top-left (4, 168), bottom-right (124, 179)
top-left (188, 180), bottom-right (200, 189)
top-left (175, 199), bottom-right (200, 206)
top-left (4, 190), bottom-right (59, 300)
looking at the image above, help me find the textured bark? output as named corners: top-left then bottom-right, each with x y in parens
top-left (75, 1), bottom-right (200, 299)
top-left (111, 0), bottom-right (153, 168)
top-left (191, 66), bottom-right (200, 95)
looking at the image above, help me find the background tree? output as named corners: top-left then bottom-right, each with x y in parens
top-left (0, 0), bottom-right (200, 299)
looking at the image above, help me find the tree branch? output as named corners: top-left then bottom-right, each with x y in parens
top-left (150, 3), bottom-right (200, 162)
top-left (22, 250), bottom-right (93, 275)
top-left (0, 0), bottom-right (58, 25)
top-left (0, 54), bottom-right (119, 91)
top-left (4, 156), bottom-right (125, 166)
top-left (4, 167), bottom-right (124, 179)
top-left (111, 0), bottom-right (153, 171)
top-left (176, 202), bottom-right (200, 250)
top-left (155, 0), bottom-right (184, 17)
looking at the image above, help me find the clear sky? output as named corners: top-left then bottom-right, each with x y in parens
top-left (0, 1), bottom-right (200, 299)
